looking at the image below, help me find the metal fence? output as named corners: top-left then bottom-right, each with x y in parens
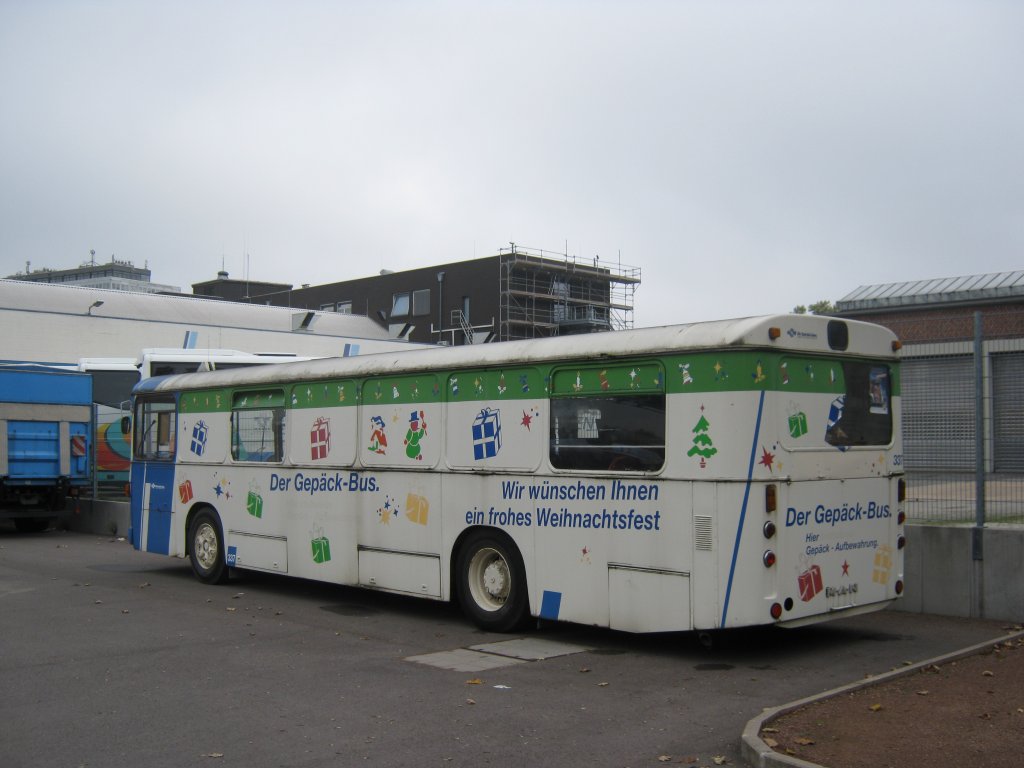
top-left (902, 309), bottom-right (1024, 523)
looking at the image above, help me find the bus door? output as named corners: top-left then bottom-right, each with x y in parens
top-left (129, 397), bottom-right (178, 554)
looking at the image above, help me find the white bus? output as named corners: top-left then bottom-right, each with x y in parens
top-left (128, 315), bottom-right (906, 633)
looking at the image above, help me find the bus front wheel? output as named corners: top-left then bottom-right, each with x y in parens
top-left (456, 530), bottom-right (528, 632)
top-left (188, 509), bottom-right (228, 585)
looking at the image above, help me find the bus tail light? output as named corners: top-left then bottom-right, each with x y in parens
top-left (763, 521), bottom-right (776, 539)
top-left (768, 327), bottom-right (781, 340)
top-left (895, 579), bottom-right (904, 595)
top-left (898, 478), bottom-right (906, 503)
top-left (765, 484), bottom-right (777, 513)
top-left (897, 511), bottom-right (906, 525)
top-left (770, 602), bottom-right (783, 620)
top-left (897, 535), bottom-right (906, 550)
top-left (762, 550), bottom-right (776, 568)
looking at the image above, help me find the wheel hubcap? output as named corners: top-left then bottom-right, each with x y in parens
top-left (194, 522), bottom-right (218, 570)
top-left (468, 547), bottom-right (510, 612)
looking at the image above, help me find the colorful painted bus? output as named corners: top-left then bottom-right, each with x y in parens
top-left (128, 315), bottom-right (905, 632)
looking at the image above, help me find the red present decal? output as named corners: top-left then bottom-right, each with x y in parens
top-left (798, 564), bottom-right (823, 602)
top-left (178, 479), bottom-right (194, 504)
top-left (310, 417), bottom-right (331, 460)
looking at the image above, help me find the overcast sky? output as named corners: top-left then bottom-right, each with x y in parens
top-left (1, 1), bottom-right (1021, 328)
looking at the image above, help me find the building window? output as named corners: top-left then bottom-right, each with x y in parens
top-left (391, 292), bottom-right (410, 317)
top-left (319, 301), bottom-right (353, 314)
top-left (412, 289), bottom-right (430, 316)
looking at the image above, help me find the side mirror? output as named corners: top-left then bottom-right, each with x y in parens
top-left (121, 416), bottom-right (131, 435)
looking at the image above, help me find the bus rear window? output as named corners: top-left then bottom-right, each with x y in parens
top-left (825, 363), bottom-right (893, 447)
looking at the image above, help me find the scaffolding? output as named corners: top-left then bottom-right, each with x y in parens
top-left (497, 244), bottom-right (640, 342)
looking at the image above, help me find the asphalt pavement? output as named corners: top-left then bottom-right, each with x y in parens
top-left (0, 523), bottom-right (1012, 768)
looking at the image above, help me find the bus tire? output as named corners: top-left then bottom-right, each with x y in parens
top-left (188, 509), bottom-right (228, 585)
top-left (456, 529), bottom-right (528, 632)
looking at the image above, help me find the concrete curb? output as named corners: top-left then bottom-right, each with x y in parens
top-left (740, 628), bottom-right (1024, 768)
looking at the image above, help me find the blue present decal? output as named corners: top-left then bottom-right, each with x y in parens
top-left (472, 407), bottom-right (502, 460)
top-left (190, 420), bottom-right (208, 456)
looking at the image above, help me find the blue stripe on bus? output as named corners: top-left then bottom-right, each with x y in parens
top-left (720, 389), bottom-right (765, 628)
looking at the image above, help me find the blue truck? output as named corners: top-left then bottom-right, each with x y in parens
top-left (0, 365), bottom-right (92, 532)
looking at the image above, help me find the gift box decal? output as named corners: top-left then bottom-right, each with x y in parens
top-left (190, 420), bottom-right (208, 456)
top-left (311, 536), bottom-right (332, 564)
top-left (798, 564), bottom-right (823, 602)
top-left (246, 487), bottom-right (263, 519)
top-left (178, 479), bottom-right (194, 505)
top-left (788, 411), bottom-right (808, 439)
top-left (472, 407), bottom-right (502, 460)
top-left (872, 545), bottom-right (893, 585)
top-left (310, 416), bottom-right (331, 460)
top-left (405, 493), bottom-right (429, 526)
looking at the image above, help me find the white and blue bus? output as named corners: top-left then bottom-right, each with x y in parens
top-left (128, 314), bottom-right (905, 632)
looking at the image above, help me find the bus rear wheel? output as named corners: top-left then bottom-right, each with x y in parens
top-left (188, 509), bottom-right (228, 584)
top-left (456, 530), bottom-right (528, 632)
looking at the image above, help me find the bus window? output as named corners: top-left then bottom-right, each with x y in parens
top-left (231, 390), bottom-right (286, 462)
top-left (549, 364), bottom-right (666, 472)
top-left (825, 362), bottom-right (893, 447)
top-left (549, 394), bottom-right (666, 471)
top-left (134, 397), bottom-right (177, 460)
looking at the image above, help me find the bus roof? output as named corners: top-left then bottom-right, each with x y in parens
top-left (135, 314), bottom-right (899, 394)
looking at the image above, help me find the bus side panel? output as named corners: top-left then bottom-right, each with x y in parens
top-left (527, 477), bottom-right (688, 631)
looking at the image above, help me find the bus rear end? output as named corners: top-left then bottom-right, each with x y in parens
top-left (759, 320), bottom-right (904, 627)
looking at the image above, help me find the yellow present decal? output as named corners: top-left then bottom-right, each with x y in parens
top-left (405, 493), bottom-right (429, 526)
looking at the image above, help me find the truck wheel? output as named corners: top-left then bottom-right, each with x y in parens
top-left (188, 509), bottom-right (228, 584)
top-left (455, 529), bottom-right (528, 632)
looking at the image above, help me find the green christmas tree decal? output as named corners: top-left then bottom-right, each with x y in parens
top-left (687, 410), bottom-right (717, 468)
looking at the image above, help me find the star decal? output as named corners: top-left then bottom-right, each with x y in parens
top-left (521, 410), bottom-right (533, 430)
top-left (842, 560), bottom-right (850, 576)
top-left (759, 446), bottom-right (775, 470)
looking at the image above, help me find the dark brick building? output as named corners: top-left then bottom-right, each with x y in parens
top-left (193, 246), bottom-right (640, 346)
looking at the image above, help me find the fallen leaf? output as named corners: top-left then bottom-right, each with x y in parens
top-left (795, 737), bottom-right (815, 746)
top-left (658, 756), bottom-right (672, 763)
top-left (226, 607), bottom-right (236, 612)
top-left (761, 727), bottom-right (779, 734)
top-left (201, 753), bottom-right (224, 759)
top-left (465, 678), bottom-right (483, 685)
top-left (763, 737), bottom-right (778, 748)
top-left (982, 670), bottom-right (994, 677)
top-left (465, 698), bottom-right (476, 705)
top-left (578, 667), bottom-right (591, 673)
top-left (712, 756), bottom-right (727, 765)
top-left (597, 682), bottom-right (609, 687)
top-left (916, 690), bottom-right (930, 696)
top-left (869, 703), bottom-right (883, 712)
